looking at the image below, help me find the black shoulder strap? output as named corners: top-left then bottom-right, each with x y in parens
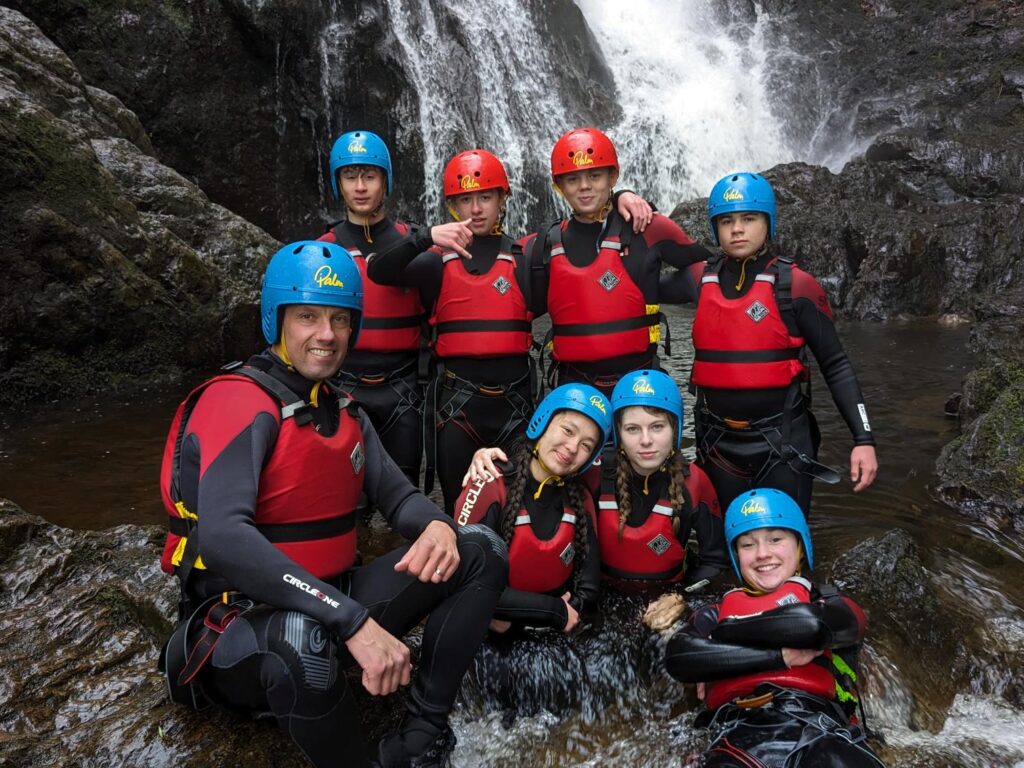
top-left (324, 217), bottom-right (346, 235)
top-left (539, 220), bottom-right (562, 265)
top-left (773, 256), bottom-right (795, 327)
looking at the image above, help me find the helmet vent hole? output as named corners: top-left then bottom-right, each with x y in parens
top-left (587, 148), bottom-right (594, 154)
top-left (474, 171), bottom-right (480, 177)
top-left (322, 247), bottom-right (331, 259)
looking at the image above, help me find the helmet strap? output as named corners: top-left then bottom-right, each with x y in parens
top-left (272, 341), bottom-right (294, 370)
top-left (530, 448), bottom-right (567, 500)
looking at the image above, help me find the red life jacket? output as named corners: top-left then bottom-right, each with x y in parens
top-left (160, 366), bottom-right (363, 584)
top-left (596, 474), bottom-right (689, 582)
top-left (704, 578), bottom-right (837, 709)
top-left (431, 235), bottom-right (533, 358)
top-left (508, 504), bottom-right (580, 594)
top-left (545, 220), bottom-right (659, 363)
top-left (331, 223), bottom-right (425, 353)
top-left (690, 257), bottom-right (807, 389)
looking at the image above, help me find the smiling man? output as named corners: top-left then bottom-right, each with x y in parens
top-left (158, 241), bottom-right (506, 768)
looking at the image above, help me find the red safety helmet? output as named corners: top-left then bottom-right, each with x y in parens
top-left (443, 149), bottom-right (511, 198)
top-left (550, 128), bottom-right (619, 178)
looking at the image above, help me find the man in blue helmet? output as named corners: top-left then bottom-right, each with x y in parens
top-left (664, 488), bottom-right (885, 767)
top-left (158, 241), bottom-right (506, 767)
top-left (318, 130), bottom-right (472, 489)
top-left (660, 172), bottom-right (877, 517)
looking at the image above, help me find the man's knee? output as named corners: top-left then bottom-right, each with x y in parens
top-left (455, 524), bottom-right (508, 592)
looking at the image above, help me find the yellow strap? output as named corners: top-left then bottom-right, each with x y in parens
top-left (175, 500), bottom-right (198, 521)
top-left (646, 304), bottom-right (661, 343)
top-left (170, 536), bottom-right (207, 570)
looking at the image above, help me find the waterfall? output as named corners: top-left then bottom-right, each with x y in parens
top-left (319, 0), bottom-right (867, 230)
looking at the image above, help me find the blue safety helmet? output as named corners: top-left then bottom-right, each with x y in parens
top-left (724, 488), bottom-right (813, 579)
top-left (707, 172), bottom-right (776, 246)
top-left (329, 130), bottom-right (393, 199)
top-left (611, 370), bottom-right (685, 450)
top-left (260, 241), bottom-right (364, 346)
top-left (526, 384), bottom-right (612, 473)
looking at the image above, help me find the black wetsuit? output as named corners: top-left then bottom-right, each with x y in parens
top-left (661, 250), bottom-right (875, 514)
top-left (170, 350), bottom-right (506, 767)
top-left (368, 228), bottom-right (535, 515)
top-left (521, 210), bottom-right (711, 396)
top-left (665, 582), bottom-right (884, 767)
top-left (319, 218), bottom-right (428, 486)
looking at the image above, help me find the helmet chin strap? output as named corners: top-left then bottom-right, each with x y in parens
top-left (271, 340), bottom-right (322, 405)
top-left (531, 447), bottom-right (567, 500)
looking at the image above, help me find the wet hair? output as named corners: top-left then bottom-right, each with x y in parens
top-left (614, 407), bottom-right (691, 539)
top-left (500, 438), bottom-right (592, 598)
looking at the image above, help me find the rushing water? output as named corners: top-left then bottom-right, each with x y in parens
top-left (4, 311), bottom-right (1022, 765)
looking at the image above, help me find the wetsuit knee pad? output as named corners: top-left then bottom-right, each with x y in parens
top-left (213, 607), bottom-right (342, 697)
top-left (457, 524), bottom-right (509, 590)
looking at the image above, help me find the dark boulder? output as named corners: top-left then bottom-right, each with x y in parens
top-left (0, 7), bottom-right (277, 405)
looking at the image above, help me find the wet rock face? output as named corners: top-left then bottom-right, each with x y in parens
top-left (0, 7), bottom-right (277, 404)
top-left (10, 0), bottom-right (619, 241)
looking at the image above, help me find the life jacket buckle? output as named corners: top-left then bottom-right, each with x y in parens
top-left (734, 690), bottom-right (774, 709)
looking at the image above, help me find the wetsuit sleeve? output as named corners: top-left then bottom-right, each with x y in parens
top-left (641, 215), bottom-right (714, 272)
top-left (357, 407), bottom-right (456, 539)
top-left (657, 261), bottom-right (703, 304)
top-left (494, 588), bottom-right (570, 630)
top-left (709, 589), bottom-right (867, 649)
top-left (688, 468), bottom-right (728, 583)
top-left (519, 231), bottom-right (549, 317)
top-left (190, 381), bottom-right (372, 642)
top-left (569, 512), bottom-right (600, 617)
top-left (791, 270), bottom-right (875, 446)
top-left (665, 604), bottom-right (786, 683)
top-left (366, 223), bottom-right (443, 299)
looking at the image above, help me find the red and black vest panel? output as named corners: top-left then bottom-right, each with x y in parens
top-left (546, 223), bottom-right (658, 362)
top-left (160, 369), bottom-right (364, 583)
top-left (691, 259), bottom-right (807, 389)
top-left (508, 506), bottom-right (579, 594)
top-left (331, 224), bottom-right (425, 353)
top-left (596, 492), bottom-right (686, 582)
top-left (431, 237), bottom-right (533, 358)
top-left (705, 577), bottom-right (837, 709)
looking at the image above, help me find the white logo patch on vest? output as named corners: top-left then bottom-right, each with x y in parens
top-left (746, 301), bottom-right (770, 323)
top-left (350, 442), bottom-right (365, 474)
top-left (648, 534), bottom-right (671, 556)
top-left (598, 271), bottom-right (620, 292)
top-left (560, 542), bottom-right (576, 566)
top-left (776, 592), bottom-right (800, 607)
top-left (492, 275), bottom-right (512, 295)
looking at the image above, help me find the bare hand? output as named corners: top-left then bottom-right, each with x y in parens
top-left (394, 520), bottom-right (459, 583)
top-left (782, 647), bottom-right (823, 668)
top-left (850, 445), bottom-right (878, 492)
top-left (489, 618), bottom-right (512, 634)
top-left (430, 221), bottom-right (474, 259)
top-left (696, 682), bottom-right (706, 701)
top-left (561, 592), bottom-right (580, 633)
top-left (643, 593), bottom-right (687, 632)
top-left (616, 191), bottom-right (653, 233)
top-left (462, 446), bottom-right (507, 487)
top-left (345, 618), bottom-right (412, 696)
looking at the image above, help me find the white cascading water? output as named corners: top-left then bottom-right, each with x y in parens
top-left (321, 0), bottom-right (864, 229)
top-left (577, 0), bottom-right (795, 210)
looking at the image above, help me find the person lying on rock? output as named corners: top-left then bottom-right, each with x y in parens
top-left (456, 384), bottom-right (611, 634)
top-left (158, 241), bottom-right (506, 768)
top-left (664, 488), bottom-right (885, 767)
top-left (659, 172), bottom-right (878, 517)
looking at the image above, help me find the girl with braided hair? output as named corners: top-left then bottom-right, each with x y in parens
top-left (455, 384), bottom-right (612, 633)
top-left (589, 370), bottom-right (728, 631)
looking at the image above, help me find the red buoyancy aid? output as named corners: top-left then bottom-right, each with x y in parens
top-left (704, 578), bottom-right (837, 709)
top-left (431, 237), bottom-right (533, 358)
top-left (545, 222), bottom-right (659, 363)
top-left (160, 368), bottom-right (364, 583)
top-left (597, 491), bottom-right (686, 582)
top-left (691, 258), bottom-right (807, 389)
top-left (508, 505), bottom-right (579, 594)
top-left (454, 470), bottom-right (585, 593)
top-left (331, 224), bottom-right (425, 353)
